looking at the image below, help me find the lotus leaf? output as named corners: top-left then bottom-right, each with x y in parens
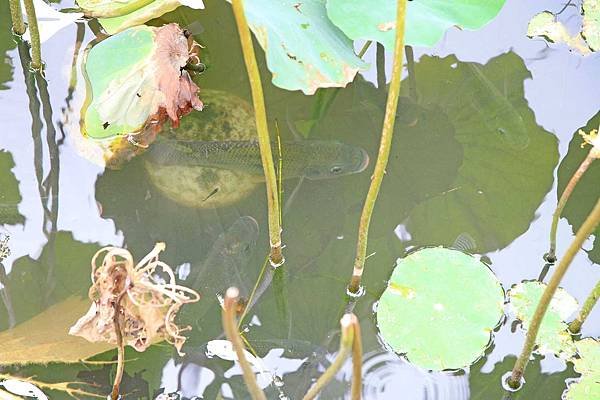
top-left (508, 281), bottom-right (578, 358)
top-left (326, 0), bottom-right (506, 49)
top-left (582, 0), bottom-right (600, 51)
top-left (564, 338), bottom-right (600, 400)
top-left (236, 0), bottom-right (367, 94)
top-left (81, 24), bottom-right (203, 140)
top-left (376, 247), bottom-right (504, 371)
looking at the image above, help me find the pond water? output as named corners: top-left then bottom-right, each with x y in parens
top-left (0, 0), bottom-right (599, 399)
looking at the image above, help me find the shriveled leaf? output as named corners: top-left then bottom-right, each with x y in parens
top-left (81, 24), bottom-right (202, 140)
top-left (527, 11), bottom-right (590, 55)
top-left (508, 281), bottom-right (578, 358)
top-left (0, 297), bottom-right (112, 364)
top-left (582, 0), bottom-right (600, 51)
top-left (326, 0), bottom-right (506, 49)
top-left (376, 247), bottom-right (504, 371)
top-left (237, 0), bottom-right (367, 94)
top-left (98, 0), bottom-right (205, 35)
top-left (0, 151), bottom-right (24, 226)
top-left (401, 53), bottom-right (558, 252)
top-left (564, 338), bottom-right (600, 400)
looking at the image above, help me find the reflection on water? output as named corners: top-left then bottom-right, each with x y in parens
top-left (0, 0), bottom-right (599, 398)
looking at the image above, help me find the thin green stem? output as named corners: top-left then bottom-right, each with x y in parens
top-left (546, 149), bottom-right (596, 263)
top-left (350, 316), bottom-right (363, 400)
top-left (23, 0), bottom-right (42, 71)
top-left (9, 0), bottom-right (26, 35)
top-left (302, 314), bottom-right (355, 400)
top-left (223, 287), bottom-right (267, 400)
top-left (376, 42), bottom-right (386, 90)
top-left (357, 41), bottom-right (373, 58)
top-left (568, 278), bottom-right (600, 334)
top-left (509, 198), bottom-right (600, 389)
top-left (231, 0), bottom-right (283, 266)
top-left (348, 0), bottom-right (407, 294)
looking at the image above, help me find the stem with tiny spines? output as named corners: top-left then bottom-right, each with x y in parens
top-left (231, 0), bottom-right (283, 266)
top-left (9, 0), bottom-right (26, 35)
top-left (223, 287), bottom-right (267, 400)
top-left (546, 147), bottom-right (597, 262)
top-left (22, 0), bottom-right (42, 71)
top-left (509, 198), bottom-right (600, 389)
top-left (568, 278), bottom-right (600, 334)
top-left (348, 0), bottom-right (407, 294)
top-left (303, 314), bottom-right (356, 400)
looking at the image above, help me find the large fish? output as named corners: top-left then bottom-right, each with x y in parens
top-left (145, 138), bottom-right (369, 180)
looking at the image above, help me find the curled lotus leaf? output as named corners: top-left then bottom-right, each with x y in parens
top-left (237, 0), bottom-right (368, 94)
top-left (376, 247), bottom-right (504, 371)
top-left (326, 0), bottom-right (506, 49)
top-left (76, 0), bottom-right (156, 17)
top-left (81, 23), bottom-right (203, 140)
top-left (508, 281), bottom-right (578, 358)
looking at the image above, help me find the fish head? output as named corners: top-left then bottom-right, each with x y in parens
top-left (303, 141), bottom-right (369, 180)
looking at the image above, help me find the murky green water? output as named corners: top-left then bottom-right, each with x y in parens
top-left (0, 0), bottom-right (599, 399)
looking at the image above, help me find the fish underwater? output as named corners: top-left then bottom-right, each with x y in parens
top-left (145, 138), bottom-right (370, 180)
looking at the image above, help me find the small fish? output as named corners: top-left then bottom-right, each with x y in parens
top-left (146, 138), bottom-right (369, 180)
top-left (191, 216), bottom-right (260, 301)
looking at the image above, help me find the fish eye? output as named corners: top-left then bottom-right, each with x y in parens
top-left (330, 166), bottom-right (343, 174)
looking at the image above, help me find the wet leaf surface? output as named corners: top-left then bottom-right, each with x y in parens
top-left (326, 0), bottom-right (506, 48)
top-left (376, 247), bottom-right (504, 371)
top-left (508, 281), bottom-right (578, 358)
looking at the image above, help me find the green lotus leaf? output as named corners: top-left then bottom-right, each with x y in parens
top-left (0, 151), bottom-right (24, 226)
top-left (81, 24), bottom-right (202, 140)
top-left (564, 338), bottom-right (600, 400)
top-left (582, 0), bottom-right (600, 51)
top-left (238, 0), bottom-right (367, 94)
top-left (76, 0), bottom-right (155, 17)
top-left (402, 53), bottom-right (558, 253)
top-left (376, 247), bottom-right (504, 371)
top-left (326, 0), bottom-right (506, 49)
top-left (98, 0), bottom-right (205, 35)
top-left (558, 112), bottom-right (600, 264)
top-left (508, 281), bottom-right (578, 358)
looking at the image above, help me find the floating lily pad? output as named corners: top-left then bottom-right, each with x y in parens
top-left (326, 0), bottom-right (506, 49)
top-left (376, 247), bottom-right (504, 371)
top-left (558, 113), bottom-right (600, 265)
top-left (527, 11), bottom-right (590, 55)
top-left (402, 53), bottom-right (558, 252)
top-left (582, 0), bottom-right (600, 51)
top-left (508, 281), bottom-right (578, 358)
top-left (239, 0), bottom-right (367, 94)
top-left (98, 0), bottom-right (205, 35)
top-left (0, 151), bottom-right (24, 226)
top-left (81, 24), bottom-right (202, 140)
top-left (564, 338), bottom-right (600, 400)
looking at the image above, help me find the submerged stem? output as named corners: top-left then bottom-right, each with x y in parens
top-left (348, 0), bottom-right (407, 294)
top-left (546, 148), bottom-right (596, 263)
top-left (509, 199), bottom-right (600, 389)
top-left (350, 316), bottom-right (363, 400)
top-left (111, 291), bottom-right (127, 400)
top-left (231, 0), bottom-right (283, 267)
top-left (223, 287), bottom-right (267, 400)
top-left (303, 314), bottom-right (356, 400)
top-left (22, 0), bottom-right (42, 71)
top-left (8, 0), bottom-right (26, 35)
top-left (568, 278), bottom-right (600, 334)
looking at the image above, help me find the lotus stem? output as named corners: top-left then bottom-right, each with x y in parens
top-left (376, 42), bottom-right (386, 89)
top-left (231, 0), bottom-right (283, 267)
top-left (546, 148), bottom-right (597, 263)
top-left (9, 0), bottom-right (26, 35)
top-left (348, 0), bottom-right (407, 294)
top-left (509, 198), bottom-right (600, 389)
top-left (111, 291), bottom-right (127, 400)
top-left (223, 287), bottom-right (267, 400)
top-left (568, 278), bottom-right (600, 334)
top-left (350, 316), bottom-right (363, 400)
top-left (303, 314), bottom-right (356, 400)
top-left (22, 0), bottom-right (42, 71)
